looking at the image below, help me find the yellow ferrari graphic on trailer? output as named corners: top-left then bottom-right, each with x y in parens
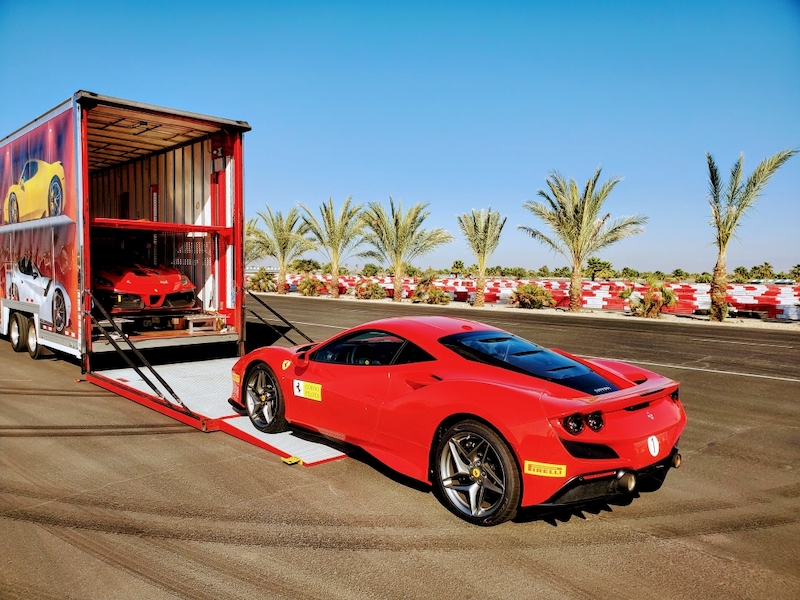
top-left (3, 159), bottom-right (65, 224)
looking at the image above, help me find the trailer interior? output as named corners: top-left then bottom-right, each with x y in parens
top-left (79, 92), bottom-right (250, 362)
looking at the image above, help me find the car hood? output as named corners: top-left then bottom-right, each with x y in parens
top-left (95, 265), bottom-right (192, 288)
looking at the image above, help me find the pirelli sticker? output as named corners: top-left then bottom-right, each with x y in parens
top-left (524, 461), bottom-right (567, 478)
top-left (293, 379), bottom-right (322, 402)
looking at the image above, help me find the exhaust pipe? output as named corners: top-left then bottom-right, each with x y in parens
top-left (616, 471), bottom-right (636, 492)
top-left (671, 453), bottom-right (682, 469)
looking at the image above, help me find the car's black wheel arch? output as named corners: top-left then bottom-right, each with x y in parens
top-left (427, 412), bottom-right (523, 491)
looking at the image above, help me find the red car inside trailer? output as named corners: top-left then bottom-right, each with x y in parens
top-left (229, 315), bottom-right (686, 526)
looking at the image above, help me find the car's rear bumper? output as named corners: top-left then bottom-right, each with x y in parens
top-left (535, 446), bottom-right (680, 507)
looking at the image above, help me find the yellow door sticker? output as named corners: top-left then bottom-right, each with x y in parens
top-left (293, 379), bottom-right (322, 401)
top-left (524, 461), bottom-right (567, 478)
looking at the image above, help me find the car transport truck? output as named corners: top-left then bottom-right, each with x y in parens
top-left (0, 91), bottom-right (250, 371)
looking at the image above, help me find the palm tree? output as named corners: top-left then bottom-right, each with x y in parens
top-left (299, 196), bottom-right (364, 298)
top-left (253, 207), bottom-right (316, 294)
top-left (706, 149), bottom-right (797, 320)
top-left (360, 197), bottom-right (454, 301)
top-left (456, 207), bottom-right (507, 307)
top-left (520, 167), bottom-right (647, 311)
top-left (245, 217), bottom-right (271, 266)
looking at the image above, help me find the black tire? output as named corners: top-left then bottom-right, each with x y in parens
top-left (8, 194), bottom-right (19, 223)
top-left (26, 317), bottom-right (42, 359)
top-left (9, 312), bottom-right (28, 352)
top-left (244, 362), bottom-right (286, 433)
top-left (433, 420), bottom-right (521, 526)
top-left (48, 177), bottom-right (63, 217)
top-left (52, 289), bottom-right (67, 333)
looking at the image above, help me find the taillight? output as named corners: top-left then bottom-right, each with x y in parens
top-left (586, 411), bottom-right (604, 432)
top-left (562, 411), bottom-right (604, 435)
top-left (563, 413), bottom-right (584, 435)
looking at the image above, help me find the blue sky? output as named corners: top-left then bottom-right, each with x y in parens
top-left (2, 0), bottom-right (798, 273)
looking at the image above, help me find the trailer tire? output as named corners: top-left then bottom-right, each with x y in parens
top-left (9, 312), bottom-right (28, 352)
top-left (26, 317), bottom-right (42, 359)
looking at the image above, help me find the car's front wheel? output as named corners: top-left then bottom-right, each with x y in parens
top-left (433, 420), bottom-right (521, 526)
top-left (48, 177), bottom-right (63, 217)
top-left (244, 363), bottom-right (286, 433)
top-left (9, 312), bottom-right (28, 352)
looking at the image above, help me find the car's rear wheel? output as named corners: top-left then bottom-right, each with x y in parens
top-left (244, 363), bottom-right (286, 433)
top-left (48, 177), bottom-right (63, 217)
top-left (433, 420), bottom-right (521, 526)
top-left (9, 312), bottom-right (28, 352)
top-left (27, 317), bottom-right (42, 359)
top-left (52, 289), bottom-right (67, 333)
top-left (8, 194), bottom-right (19, 223)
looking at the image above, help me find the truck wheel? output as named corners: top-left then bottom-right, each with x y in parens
top-left (27, 317), bottom-right (42, 359)
top-left (8, 194), bottom-right (19, 223)
top-left (48, 177), bottom-right (63, 217)
top-left (9, 312), bottom-right (28, 352)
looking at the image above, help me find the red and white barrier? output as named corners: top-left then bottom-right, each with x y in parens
top-left (264, 274), bottom-right (800, 320)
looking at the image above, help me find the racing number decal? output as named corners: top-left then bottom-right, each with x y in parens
top-left (293, 379), bottom-right (322, 402)
top-left (524, 461), bottom-right (567, 478)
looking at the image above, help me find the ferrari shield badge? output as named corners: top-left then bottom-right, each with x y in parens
top-left (281, 360), bottom-right (292, 371)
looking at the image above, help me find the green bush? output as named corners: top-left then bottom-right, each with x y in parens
top-left (694, 272), bottom-right (713, 283)
top-left (411, 284), bottom-right (451, 304)
top-left (297, 275), bottom-right (325, 297)
top-left (511, 284), bottom-right (555, 309)
top-left (246, 268), bottom-right (276, 292)
top-left (619, 279), bottom-right (677, 318)
top-left (355, 282), bottom-right (387, 300)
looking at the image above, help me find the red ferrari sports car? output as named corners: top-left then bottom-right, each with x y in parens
top-left (229, 315), bottom-right (686, 525)
top-left (91, 249), bottom-right (197, 314)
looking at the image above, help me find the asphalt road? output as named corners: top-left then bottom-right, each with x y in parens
top-left (1, 296), bottom-right (799, 599)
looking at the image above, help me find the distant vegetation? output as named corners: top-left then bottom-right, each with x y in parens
top-left (245, 150), bottom-right (797, 309)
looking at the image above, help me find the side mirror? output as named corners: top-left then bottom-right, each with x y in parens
top-left (292, 351), bottom-right (309, 368)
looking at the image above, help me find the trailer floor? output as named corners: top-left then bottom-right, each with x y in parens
top-left (87, 358), bottom-right (346, 466)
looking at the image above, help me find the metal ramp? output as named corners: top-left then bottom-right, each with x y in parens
top-left (88, 358), bottom-right (346, 466)
top-left (85, 291), bottom-right (345, 466)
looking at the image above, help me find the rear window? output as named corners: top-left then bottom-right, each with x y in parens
top-left (439, 331), bottom-right (619, 395)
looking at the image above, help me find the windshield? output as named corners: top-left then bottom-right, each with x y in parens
top-left (439, 330), bottom-right (620, 395)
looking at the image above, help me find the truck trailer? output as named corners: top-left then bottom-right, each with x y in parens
top-left (0, 91), bottom-right (250, 371)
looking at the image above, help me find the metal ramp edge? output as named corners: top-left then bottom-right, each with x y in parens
top-left (87, 357), bottom-right (347, 466)
top-left (218, 417), bottom-right (347, 466)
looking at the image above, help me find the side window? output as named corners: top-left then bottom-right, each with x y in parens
top-left (393, 341), bottom-right (435, 365)
top-left (311, 330), bottom-right (406, 366)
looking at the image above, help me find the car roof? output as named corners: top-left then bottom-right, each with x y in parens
top-left (354, 315), bottom-right (498, 344)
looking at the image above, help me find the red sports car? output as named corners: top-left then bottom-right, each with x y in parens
top-left (91, 249), bottom-right (197, 314)
top-left (229, 316), bottom-right (686, 525)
